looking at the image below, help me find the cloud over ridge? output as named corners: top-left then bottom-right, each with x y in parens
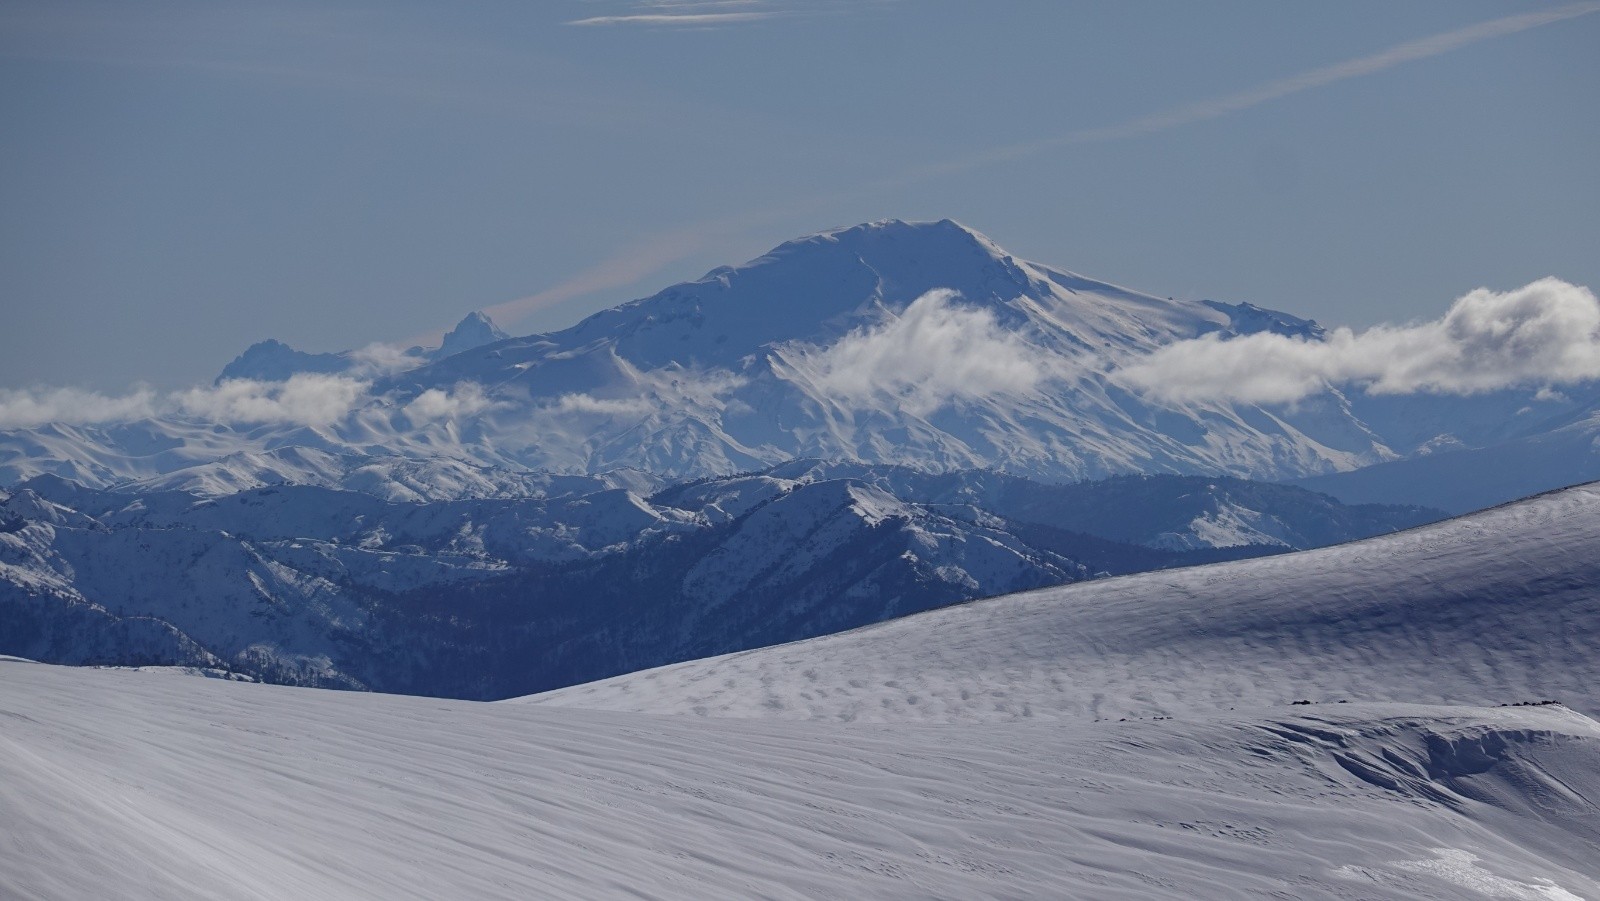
top-left (789, 290), bottom-right (1050, 416)
top-left (1121, 278), bottom-right (1600, 404)
top-left (0, 375), bottom-right (372, 431)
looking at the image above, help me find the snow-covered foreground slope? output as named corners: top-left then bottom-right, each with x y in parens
top-left (3, 660), bottom-right (1598, 900)
top-left (533, 483), bottom-right (1600, 723)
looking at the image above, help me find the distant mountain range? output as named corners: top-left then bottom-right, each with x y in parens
top-left (0, 461), bottom-right (1439, 697)
top-left (216, 310), bottom-right (511, 383)
top-left (7, 219), bottom-right (1593, 506)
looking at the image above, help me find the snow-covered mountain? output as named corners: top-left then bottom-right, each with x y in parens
top-left (366, 219), bottom-right (1416, 479)
top-left (215, 338), bottom-right (350, 383)
top-left (21, 218), bottom-right (1579, 491)
top-left (216, 310), bottom-right (510, 383)
top-left (6, 219), bottom-right (1589, 496)
top-left (1296, 403), bottom-right (1600, 513)
top-left (4, 482), bottom-right (1597, 899)
top-left (0, 465), bottom-right (1439, 697)
top-left (117, 446), bottom-right (660, 503)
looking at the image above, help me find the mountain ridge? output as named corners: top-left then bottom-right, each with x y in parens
top-left (0, 462), bottom-right (1441, 697)
top-left (529, 480), bottom-right (1600, 722)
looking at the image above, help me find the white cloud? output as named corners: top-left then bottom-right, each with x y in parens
top-left (546, 366), bottom-right (745, 418)
top-left (567, 12), bottom-right (777, 27)
top-left (347, 342), bottom-right (428, 376)
top-left (405, 383), bottom-right (497, 421)
top-left (0, 386), bottom-right (160, 430)
top-left (1121, 278), bottom-right (1600, 404)
top-left (789, 289), bottom-right (1050, 416)
top-left (0, 374), bottom-right (374, 430)
top-left (174, 374), bottom-right (371, 426)
top-left (552, 394), bottom-right (656, 416)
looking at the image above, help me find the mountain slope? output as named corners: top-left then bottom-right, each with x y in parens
top-left (530, 482), bottom-right (1600, 722)
top-left (1294, 406), bottom-right (1600, 513)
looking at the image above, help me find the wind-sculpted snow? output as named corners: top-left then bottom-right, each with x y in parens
top-left (530, 483), bottom-right (1600, 723)
top-left (2, 661), bottom-right (1597, 899)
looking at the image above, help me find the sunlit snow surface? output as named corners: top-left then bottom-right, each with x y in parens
top-left (3, 663), bottom-right (1598, 900)
top-left (4, 484), bottom-right (1600, 899)
top-left (532, 484), bottom-right (1600, 723)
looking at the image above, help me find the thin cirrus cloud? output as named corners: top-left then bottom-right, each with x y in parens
top-left (494, 3), bottom-right (1599, 333)
top-left (1119, 278), bottom-right (1600, 405)
top-left (566, 0), bottom-right (786, 28)
top-left (567, 12), bottom-right (778, 27)
top-left (886, 1), bottom-right (1600, 184)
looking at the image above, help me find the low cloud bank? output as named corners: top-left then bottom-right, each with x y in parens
top-left (553, 394), bottom-right (656, 416)
top-left (794, 289), bottom-right (1049, 415)
top-left (0, 374), bottom-right (372, 430)
top-left (0, 386), bottom-right (160, 430)
top-left (1121, 278), bottom-right (1600, 404)
top-left (174, 375), bottom-right (370, 426)
top-left (405, 383), bottom-right (497, 421)
top-left (9, 278), bottom-right (1596, 431)
top-left (551, 368), bottom-right (745, 419)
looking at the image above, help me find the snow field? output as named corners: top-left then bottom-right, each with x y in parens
top-left (2, 661), bottom-right (1598, 900)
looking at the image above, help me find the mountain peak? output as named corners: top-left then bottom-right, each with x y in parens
top-left (216, 339), bottom-right (348, 384)
top-left (792, 217), bottom-right (1008, 260)
top-left (437, 311), bottom-right (510, 359)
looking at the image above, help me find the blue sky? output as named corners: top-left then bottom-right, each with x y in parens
top-left (2, 0), bottom-right (1597, 390)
